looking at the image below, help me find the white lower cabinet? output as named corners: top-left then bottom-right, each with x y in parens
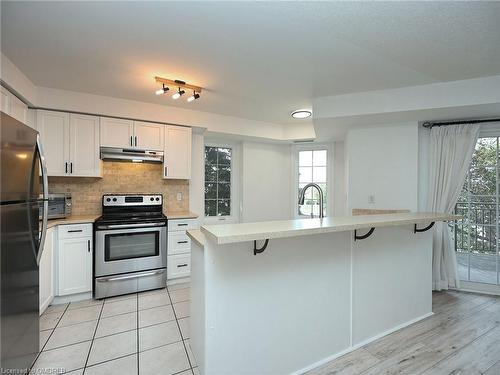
top-left (167, 219), bottom-right (198, 279)
top-left (56, 224), bottom-right (93, 296)
top-left (39, 227), bottom-right (54, 314)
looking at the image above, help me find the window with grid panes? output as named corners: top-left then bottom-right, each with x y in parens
top-left (298, 149), bottom-right (328, 217)
top-left (204, 146), bottom-right (232, 217)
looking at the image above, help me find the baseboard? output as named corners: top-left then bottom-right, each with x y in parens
top-left (52, 292), bottom-right (93, 304)
top-left (39, 296), bottom-right (54, 315)
top-left (292, 311), bottom-right (434, 375)
top-left (167, 277), bottom-right (190, 286)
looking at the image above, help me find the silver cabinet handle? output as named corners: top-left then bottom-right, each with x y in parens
top-left (177, 264), bottom-right (188, 268)
top-left (97, 269), bottom-right (165, 282)
top-left (67, 229), bottom-right (83, 233)
top-left (135, 136), bottom-right (137, 146)
top-left (130, 136), bottom-right (133, 146)
top-left (177, 223), bottom-right (188, 227)
top-left (177, 241), bottom-right (188, 244)
top-left (87, 240), bottom-right (91, 252)
top-left (36, 134), bottom-right (49, 266)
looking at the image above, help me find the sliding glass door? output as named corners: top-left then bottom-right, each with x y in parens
top-left (455, 137), bottom-right (499, 286)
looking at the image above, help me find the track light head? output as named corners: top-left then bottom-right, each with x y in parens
top-left (172, 87), bottom-right (185, 100)
top-left (187, 91), bottom-right (200, 102)
top-left (155, 84), bottom-right (169, 95)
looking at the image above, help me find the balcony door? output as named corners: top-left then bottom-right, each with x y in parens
top-left (455, 136), bottom-right (500, 292)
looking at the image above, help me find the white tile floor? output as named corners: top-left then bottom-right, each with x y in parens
top-left (36, 282), bottom-right (196, 375)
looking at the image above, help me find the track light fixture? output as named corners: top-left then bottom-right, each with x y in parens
top-left (154, 76), bottom-right (203, 103)
top-left (187, 91), bottom-right (200, 102)
top-left (155, 84), bottom-right (169, 95)
top-left (172, 87), bottom-right (185, 100)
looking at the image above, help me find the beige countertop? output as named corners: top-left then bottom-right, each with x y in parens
top-left (46, 215), bottom-right (100, 229)
top-left (201, 212), bottom-right (461, 245)
top-left (45, 211), bottom-right (198, 229)
top-left (187, 229), bottom-right (205, 247)
top-left (166, 211), bottom-right (199, 220)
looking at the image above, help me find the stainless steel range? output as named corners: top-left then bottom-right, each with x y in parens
top-left (94, 194), bottom-right (167, 299)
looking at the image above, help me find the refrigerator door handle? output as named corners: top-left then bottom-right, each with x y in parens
top-left (36, 134), bottom-right (49, 266)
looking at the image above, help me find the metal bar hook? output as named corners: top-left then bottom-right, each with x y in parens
top-left (354, 228), bottom-right (375, 241)
top-left (254, 239), bottom-right (269, 255)
top-left (414, 222), bottom-right (435, 233)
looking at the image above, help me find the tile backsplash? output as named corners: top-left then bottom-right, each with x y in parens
top-left (49, 161), bottom-right (189, 216)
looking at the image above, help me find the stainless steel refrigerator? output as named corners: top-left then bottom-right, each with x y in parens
top-left (0, 112), bottom-right (48, 373)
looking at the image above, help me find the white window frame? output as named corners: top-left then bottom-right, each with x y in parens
top-left (203, 140), bottom-right (240, 224)
top-left (291, 143), bottom-right (334, 219)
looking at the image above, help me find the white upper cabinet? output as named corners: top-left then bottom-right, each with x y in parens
top-left (0, 86), bottom-right (9, 114)
top-left (164, 125), bottom-right (192, 179)
top-left (37, 110), bottom-right (71, 176)
top-left (100, 118), bottom-right (164, 151)
top-left (100, 117), bottom-right (134, 148)
top-left (36, 110), bottom-right (101, 177)
top-left (1, 86), bottom-right (28, 124)
top-left (134, 121), bottom-right (164, 150)
top-left (69, 114), bottom-right (102, 176)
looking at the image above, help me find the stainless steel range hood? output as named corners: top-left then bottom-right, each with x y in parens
top-left (100, 147), bottom-right (164, 163)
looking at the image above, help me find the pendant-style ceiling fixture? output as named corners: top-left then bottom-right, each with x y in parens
top-left (154, 76), bottom-right (202, 102)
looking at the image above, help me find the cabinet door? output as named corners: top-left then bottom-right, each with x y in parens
top-left (164, 126), bottom-right (191, 179)
top-left (36, 110), bottom-right (70, 176)
top-left (10, 94), bottom-right (28, 124)
top-left (69, 114), bottom-right (101, 177)
top-left (58, 237), bottom-right (92, 295)
top-left (39, 227), bottom-right (54, 314)
top-left (134, 121), bottom-right (164, 150)
top-left (100, 117), bottom-right (134, 148)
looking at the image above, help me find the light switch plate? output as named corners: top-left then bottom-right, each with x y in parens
top-left (176, 192), bottom-right (182, 201)
top-left (368, 195), bottom-right (375, 204)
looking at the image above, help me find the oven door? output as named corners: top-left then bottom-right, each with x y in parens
top-left (95, 223), bottom-right (167, 277)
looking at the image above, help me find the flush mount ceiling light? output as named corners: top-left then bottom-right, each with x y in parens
top-left (291, 109), bottom-right (312, 119)
top-left (154, 76), bottom-right (202, 103)
top-left (187, 91), bottom-right (200, 102)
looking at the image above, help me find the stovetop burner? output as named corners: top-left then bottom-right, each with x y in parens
top-left (95, 194), bottom-right (167, 225)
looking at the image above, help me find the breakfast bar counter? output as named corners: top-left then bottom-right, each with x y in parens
top-left (187, 212), bottom-right (460, 375)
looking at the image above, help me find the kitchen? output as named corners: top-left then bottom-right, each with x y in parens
top-left (1, 2), bottom-right (500, 375)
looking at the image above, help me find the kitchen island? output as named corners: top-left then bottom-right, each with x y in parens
top-left (187, 212), bottom-right (460, 375)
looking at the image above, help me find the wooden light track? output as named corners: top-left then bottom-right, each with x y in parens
top-left (154, 76), bottom-right (202, 93)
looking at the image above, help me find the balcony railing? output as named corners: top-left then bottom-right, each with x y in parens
top-left (455, 199), bottom-right (499, 285)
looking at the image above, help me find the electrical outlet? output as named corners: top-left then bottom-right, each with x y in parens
top-left (368, 195), bottom-right (375, 204)
top-left (176, 192), bottom-right (182, 201)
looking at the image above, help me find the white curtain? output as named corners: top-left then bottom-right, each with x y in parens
top-left (427, 124), bottom-right (480, 291)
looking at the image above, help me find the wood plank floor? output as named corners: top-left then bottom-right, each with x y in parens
top-left (306, 291), bottom-right (500, 375)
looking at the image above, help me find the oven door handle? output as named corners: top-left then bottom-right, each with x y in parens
top-left (97, 222), bottom-right (166, 230)
top-left (97, 269), bottom-right (165, 282)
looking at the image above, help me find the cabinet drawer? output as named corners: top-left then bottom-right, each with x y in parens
top-left (167, 254), bottom-right (191, 279)
top-left (168, 232), bottom-right (191, 255)
top-left (58, 223), bottom-right (93, 239)
top-left (168, 219), bottom-right (197, 232)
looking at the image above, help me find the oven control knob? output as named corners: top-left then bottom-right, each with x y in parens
top-left (150, 197), bottom-right (154, 201)
top-left (156, 197), bottom-right (160, 201)
top-left (106, 198), bottom-right (111, 202)
top-left (112, 198), bottom-right (117, 202)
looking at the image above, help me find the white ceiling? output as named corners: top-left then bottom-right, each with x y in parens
top-left (2, 1), bottom-right (499, 125)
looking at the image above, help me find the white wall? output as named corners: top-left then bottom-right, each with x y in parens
top-left (240, 142), bottom-right (292, 222)
top-left (189, 132), bottom-right (205, 219)
top-left (333, 141), bottom-right (346, 216)
top-left (345, 122), bottom-right (419, 213)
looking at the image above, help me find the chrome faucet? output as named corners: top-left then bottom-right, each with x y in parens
top-left (298, 183), bottom-right (324, 219)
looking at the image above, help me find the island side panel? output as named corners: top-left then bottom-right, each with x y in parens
top-left (191, 240), bottom-right (206, 374)
top-left (351, 225), bottom-right (433, 345)
top-left (203, 232), bottom-right (352, 375)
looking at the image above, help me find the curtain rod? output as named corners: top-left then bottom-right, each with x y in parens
top-left (422, 118), bottom-right (500, 128)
